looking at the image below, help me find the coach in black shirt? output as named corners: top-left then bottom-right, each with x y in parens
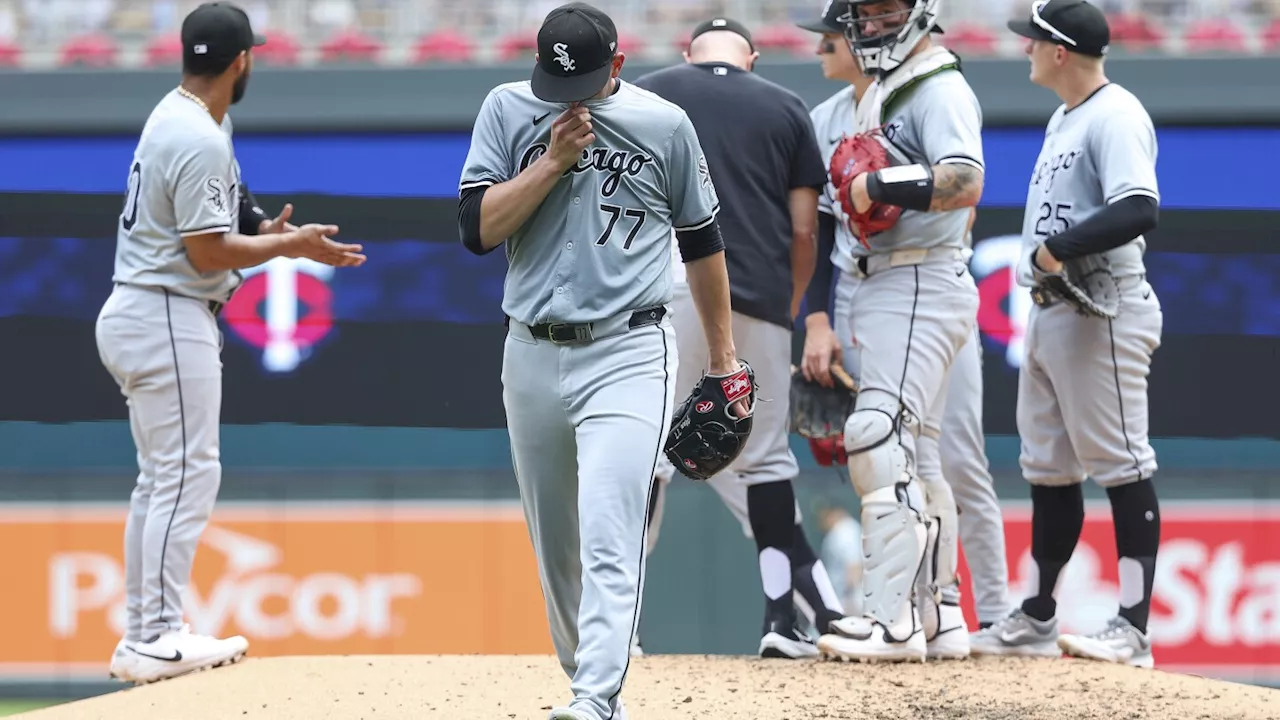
top-left (630, 18), bottom-right (845, 661)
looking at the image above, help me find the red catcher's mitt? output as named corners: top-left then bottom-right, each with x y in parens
top-left (829, 130), bottom-right (903, 246)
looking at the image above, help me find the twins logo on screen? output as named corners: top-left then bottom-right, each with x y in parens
top-left (221, 257), bottom-right (336, 373)
top-left (969, 235), bottom-right (1035, 370)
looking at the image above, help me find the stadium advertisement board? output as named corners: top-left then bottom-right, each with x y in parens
top-left (0, 502), bottom-right (552, 677)
top-left (2, 501), bottom-right (1279, 681)
top-left (959, 502), bottom-right (1280, 684)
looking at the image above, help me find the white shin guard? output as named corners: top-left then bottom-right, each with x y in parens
top-left (856, 485), bottom-right (928, 640)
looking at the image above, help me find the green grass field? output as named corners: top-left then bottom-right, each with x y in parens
top-left (0, 701), bottom-right (59, 717)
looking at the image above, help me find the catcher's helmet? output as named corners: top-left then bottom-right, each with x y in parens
top-left (841, 0), bottom-right (940, 76)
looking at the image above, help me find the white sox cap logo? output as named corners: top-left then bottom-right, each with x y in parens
top-left (553, 42), bottom-right (575, 71)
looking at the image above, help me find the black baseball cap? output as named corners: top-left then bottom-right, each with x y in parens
top-left (689, 17), bottom-right (754, 52)
top-left (797, 0), bottom-right (849, 34)
top-left (531, 2), bottom-right (619, 104)
top-left (1008, 0), bottom-right (1110, 57)
top-left (182, 2), bottom-right (265, 74)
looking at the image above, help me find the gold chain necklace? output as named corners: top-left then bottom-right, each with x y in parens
top-left (176, 86), bottom-right (212, 118)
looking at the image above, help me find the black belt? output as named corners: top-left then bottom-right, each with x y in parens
top-left (508, 306), bottom-right (666, 343)
top-left (116, 282), bottom-right (226, 317)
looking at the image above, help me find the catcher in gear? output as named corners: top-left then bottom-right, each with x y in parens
top-left (799, 0), bottom-right (986, 665)
top-left (973, 0), bottom-right (1165, 669)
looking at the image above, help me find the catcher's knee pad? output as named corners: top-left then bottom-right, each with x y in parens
top-left (859, 485), bottom-right (928, 636)
top-left (843, 409), bottom-right (907, 498)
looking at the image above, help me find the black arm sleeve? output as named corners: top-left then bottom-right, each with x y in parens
top-left (804, 211), bottom-right (837, 318)
top-left (1044, 195), bottom-right (1158, 262)
top-left (237, 183), bottom-right (270, 236)
top-left (676, 219), bottom-right (724, 263)
top-left (458, 184), bottom-right (498, 256)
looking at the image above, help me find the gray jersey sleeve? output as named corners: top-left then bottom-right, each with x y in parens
top-left (459, 88), bottom-right (513, 190)
top-left (913, 80), bottom-right (984, 171)
top-left (1093, 110), bottom-right (1159, 204)
top-left (666, 114), bottom-right (720, 231)
top-left (174, 133), bottom-right (235, 237)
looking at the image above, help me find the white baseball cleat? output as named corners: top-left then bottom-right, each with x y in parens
top-left (926, 601), bottom-right (971, 660)
top-left (817, 614), bottom-right (927, 663)
top-left (124, 624), bottom-right (249, 684)
top-left (1057, 616), bottom-right (1154, 668)
top-left (108, 638), bottom-right (137, 682)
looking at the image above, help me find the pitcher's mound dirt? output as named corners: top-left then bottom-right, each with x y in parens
top-left (19, 654), bottom-right (1279, 720)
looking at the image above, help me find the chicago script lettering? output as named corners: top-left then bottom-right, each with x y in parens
top-left (518, 143), bottom-right (654, 198)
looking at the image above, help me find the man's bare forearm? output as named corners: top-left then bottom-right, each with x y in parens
top-left (684, 250), bottom-right (737, 371)
top-left (791, 231), bottom-right (815, 317)
top-left (929, 164), bottom-right (984, 212)
top-left (478, 157), bottom-right (566, 250)
top-left (185, 232), bottom-right (291, 273)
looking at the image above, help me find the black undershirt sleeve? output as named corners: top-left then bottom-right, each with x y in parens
top-left (676, 219), bottom-right (725, 263)
top-left (238, 184), bottom-right (270, 236)
top-left (1044, 195), bottom-right (1158, 262)
top-left (458, 184), bottom-right (498, 256)
top-left (804, 211), bottom-right (837, 318)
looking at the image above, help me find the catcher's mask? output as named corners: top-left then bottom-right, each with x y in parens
top-left (843, 0), bottom-right (940, 76)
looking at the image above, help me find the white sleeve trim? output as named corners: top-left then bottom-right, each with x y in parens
top-left (459, 179), bottom-right (497, 191)
top-left (1107, 188), bottom-right (1159, 204)
top-left (674, 204), bottom-right (720, 232)
top-left (179, 225), bottom-right (233, 238)
top-left (936, 156), bottom-right (984, 171)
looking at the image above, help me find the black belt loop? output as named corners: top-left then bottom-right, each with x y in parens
top-left (525, 306), bottom-right (666, 344)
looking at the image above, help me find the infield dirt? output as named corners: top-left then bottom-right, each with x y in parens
top-left (16, 654), bottom-right (1278, 719)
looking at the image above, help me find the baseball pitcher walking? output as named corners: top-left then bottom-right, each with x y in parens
top-left (973, 0), bottom-right (1163, 669)
top-left (630, 16), bottom-right (848, 660)
top-left (799, 0), bottom-right (986, 664)
top-left (99, 1), bottom-right (365, 686)
top-left (457, 4), bottom-right (746, 718)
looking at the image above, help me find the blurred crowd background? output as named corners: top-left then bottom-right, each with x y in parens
top-left (2, 0), bottom-right (1279, 69)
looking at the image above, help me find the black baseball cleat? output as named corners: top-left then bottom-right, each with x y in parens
top-left (758, 616), bottom-right (819, 659)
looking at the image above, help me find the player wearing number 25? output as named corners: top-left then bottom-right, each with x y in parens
top-left (456, 3), bottom-right (745, 719)
top-left (971, 0), bottom-right (1164, 669)
top-left (97, 1), bottom-right (365, 687)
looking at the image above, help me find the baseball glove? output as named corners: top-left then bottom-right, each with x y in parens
top-left (789, 364), bottom-right (858, 467)
top-left (665, 361), bottom-right (758, 481)
top-left (829, 129), bottom-right (903, 245)
top-left (1032, 250), bottom-right (1121, 319)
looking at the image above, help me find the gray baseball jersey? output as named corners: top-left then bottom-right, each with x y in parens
top-left (458, 79), bottom-right (719, 325)
top-left (97, 88), bottom-right (246, 651)
top-left (113, 88), bottom-right (243, 303)
top-left (1017, 82), bottom-right (1163, 490)
top-left (812, 72), bottom-right (983, 273)
top-left (461, 77), bottom-right (717, 719)
top-left (1015, 83), bottom-right (1159, 286)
